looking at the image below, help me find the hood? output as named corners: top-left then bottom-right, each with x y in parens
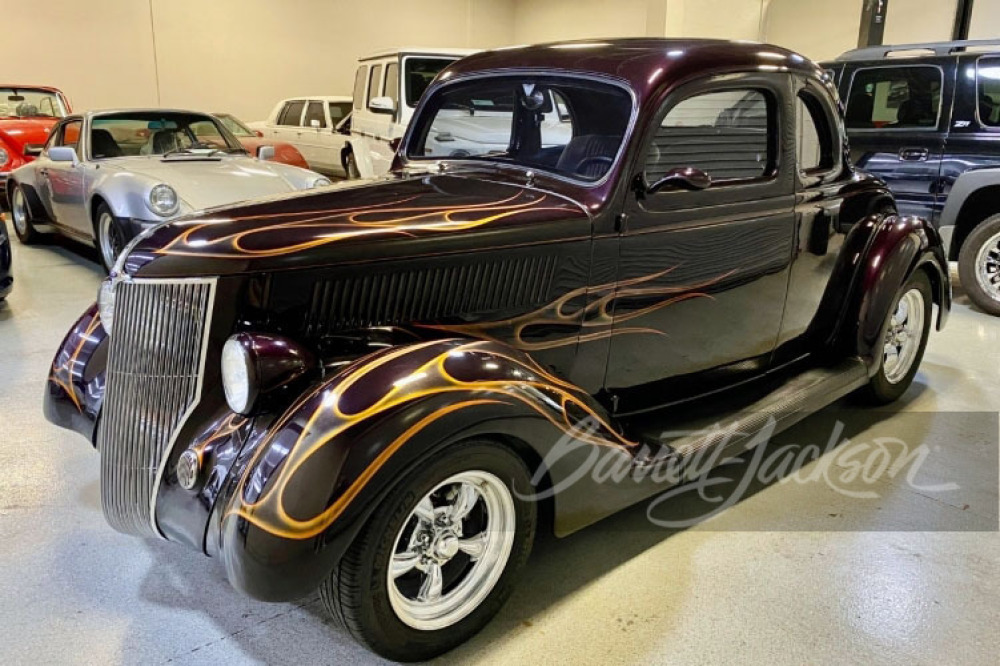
top-left (110, 156), bottom-right (302, 210)
top-left (122, 173), bottom-right (590, 278)
top-left (0, 118), bottom-right (58, 152)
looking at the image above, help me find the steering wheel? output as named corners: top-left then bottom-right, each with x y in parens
top-left (573, 155), bottom-right (613, 177)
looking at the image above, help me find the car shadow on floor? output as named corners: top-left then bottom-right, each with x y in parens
top-left (122, 381), bottom-right (969, 663)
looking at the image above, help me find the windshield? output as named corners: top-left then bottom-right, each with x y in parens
top-left (215, 113), bottom-right (255, 137)
top-left (407, 76), bottom-right (632, 182)
top-left (0, 88), bottom-right (65, 119)
top-left (89, 112), bottom-right (246, 159)
top-left (404, 57), bottom-right (460, 107)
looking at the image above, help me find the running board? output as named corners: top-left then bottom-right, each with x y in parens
top-left (626, 358), bottom-right (870, 480)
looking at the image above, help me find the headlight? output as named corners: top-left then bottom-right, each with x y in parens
top-left (310, 176), bottom-right (332, 188)
top-left (147, 183), bottom-right (179, 216)
top-left (222, 337), bottom-right (255, 415)
top-left (98, 279), bottom-right (116, 333)
top-left (0, 148), bottom-right (8, 166)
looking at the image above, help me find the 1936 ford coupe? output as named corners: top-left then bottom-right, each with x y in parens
top-left (45, 40), bottom-right (950, 661)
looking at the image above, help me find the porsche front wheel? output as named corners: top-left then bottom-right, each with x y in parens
top-left (320, 440), bottom-right (536, 662)
top-left (94, 203), bottom-right (127, 273)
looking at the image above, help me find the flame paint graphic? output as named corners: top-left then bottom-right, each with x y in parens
top-left (420, 266), bottom-right (738, 350)
top-left (155, 191), bottom-right (576, 259)
top-left (227, 339), bottom-right (637, 541)
top-left (49, 307), bottom-right (103, 413)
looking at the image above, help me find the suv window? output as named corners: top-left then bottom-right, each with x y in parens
top-left (977, 57), bottom-right (1000, 126)
top-left (329, 101), bottom-right (351, 122)
top-left (384, 63), bottom-right (400, 109)
top-left (352, 67), bottom-right (367, 111)
top-left (278, 100), bottom-right (305, 126)
top-left (304, 101), bottom-right (326, 128)
top-left (647, 89), bottom-right (771, 184)
top-left (845, 66), bottom-right (942, 129)
top-left (796, 92), bottom-right (834, 172)
top-left (405, 57), bottom-right (454, 107)
top-left (367, 65), bottom-right (383, 107)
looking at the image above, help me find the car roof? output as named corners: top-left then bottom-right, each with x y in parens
top-left (359, 47), bottom-right (479, 62)
top-left (84, 108), bottom-right (218, 119)
top-left (0, 84), bottom-right (65, 93)
top-left (440, 38), bottom-right (822, 104)
top-left (834, 38), bottom-right (1000, 62)
top-left (276, 96), bottom-right (352, 103)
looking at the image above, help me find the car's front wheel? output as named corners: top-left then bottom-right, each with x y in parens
top-left (958, 213), bottom-right (1000, 316)
top-left (9, 184), bottom-right (41, 244)
top-left (320, 440), bottom-right (536, 662)
top-left (94, 202), bottom-right (127, 273)
top-left (344, 150), bottom-right (361, 179)
top-left (860, 270), bottom-right (932, 404)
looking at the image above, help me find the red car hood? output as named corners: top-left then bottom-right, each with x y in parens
top-left (0, 118), bottom-right (58, 152)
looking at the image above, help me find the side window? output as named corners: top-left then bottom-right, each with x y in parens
top-left (56, 120), bottom-right (82, 157)
top-left (845, 66), bottom-right (942, 129)
top-left (384, 63), bottom-right (399, 109)
top-left (796, 92), bottom-right (834, 173)
top-left (977, 57), bottom-right (1000, 127)
top-left (277, 101), bottom-right (305, 126)
top-left (352, 66), bottom-right (367, 111)
top-left (304, 101), bottom-right (326, 128)
top-left (44, 124), bottom-right (64, 151)
top-left (367, 64), bottom-right (384, 107)
top-left (646, 89), bottom-right (772, 185)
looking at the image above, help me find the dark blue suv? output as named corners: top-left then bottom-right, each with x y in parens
top-left (824, 39), bottom-right (1000, 315)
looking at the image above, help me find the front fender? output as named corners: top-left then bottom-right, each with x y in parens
top-left (215, 338), bottom-right (635, 601)
top-left (851, 214), bottom-right (949, 371)
top-left (91, 172), bottom-right (191, 222)
top-left (43, 304), bottom-right (107, 442)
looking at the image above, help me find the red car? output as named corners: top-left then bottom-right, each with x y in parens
top-left (0, 85), bottom-right (71, 184)
top-left (214, 112), bottom-right (309, 169)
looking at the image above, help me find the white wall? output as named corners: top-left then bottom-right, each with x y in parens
top-left (969, 0), bottom-right (1000, 39)
top-left (883, 0), bottom-right (959, 45)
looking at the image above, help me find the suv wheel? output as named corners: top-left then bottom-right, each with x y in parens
top-left (320, 440), bottom-right (536, 662)
top-left (958, 213), bottom-right (1000, 316)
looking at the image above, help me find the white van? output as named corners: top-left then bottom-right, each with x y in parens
top-left (345, 48), bottom-right (477, 179)
top-left (253, 96), bottom-right (352, 177)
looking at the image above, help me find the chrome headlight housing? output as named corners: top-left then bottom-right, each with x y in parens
top-left (98, 279), bottom-right (116, 333)
top-left (0, 147), bottom-right (9, 167)
top-left (222, 337), bottom-right (255, 415)
top-left (147, 183), bottom-right (179, 217)
top-left (222, 333), bottom-right (316, 416)
top-left (310, 176), bottom-right (332, 188)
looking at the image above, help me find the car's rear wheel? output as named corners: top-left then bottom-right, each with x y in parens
top-left (94, 202), bottom-right (127, 273)
top-left (320, 440), bottom-right (536, 662)
top-left (958, 213), bottom-right (1000, 316)
top-left (860, 270), bottom-right (932, 404)
top-left (10, 184), bottom-right (41, 244)
top-left (345, 150), bottom-right (361, 179)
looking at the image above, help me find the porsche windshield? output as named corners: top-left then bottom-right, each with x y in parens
top-left (89, 112), bottom-right (246, 159)
top-left (407, 76), bottom-right (632, 182)
top-left (0, 88), bottom-right (66, 119)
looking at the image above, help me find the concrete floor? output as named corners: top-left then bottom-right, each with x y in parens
top-left (1, 220), bottom-right (997, 665)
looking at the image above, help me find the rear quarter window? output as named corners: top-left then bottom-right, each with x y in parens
top-left (844, 65), bottom-right (942, 129)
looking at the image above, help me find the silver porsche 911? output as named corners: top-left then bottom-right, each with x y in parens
top-left (3, 109), bottom-right (331, 270)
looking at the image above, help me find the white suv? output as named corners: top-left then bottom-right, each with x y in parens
top-left (345, 48), bottom-right (477, 179)
top-left (253, 96), bottom-right (352, 177)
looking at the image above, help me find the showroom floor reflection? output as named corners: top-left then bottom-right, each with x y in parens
top-left (0, 226), bottom-right (996, 665)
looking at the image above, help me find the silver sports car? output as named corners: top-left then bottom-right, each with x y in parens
top-left (3, 109), bottom-right (331, 270)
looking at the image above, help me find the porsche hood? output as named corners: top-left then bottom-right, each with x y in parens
top-left (120, 173), bottom-right (590, 278)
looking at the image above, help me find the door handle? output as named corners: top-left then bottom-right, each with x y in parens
top-left (898, 147), bottom-right (929, 162)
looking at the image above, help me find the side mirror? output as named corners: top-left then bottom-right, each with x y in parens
top-left (309, 119), bottom-right (321, 129)
top-left (48, 146), bottom-right (78, 163)
top-left (255, 129), bottom-right (263, 138)
top-left (257, 145), bottom-right (276, 161)
top-left (23, 144), bottom-right (43, 157)
top-left (369, 96), bottom-right (396, 114)
top-left (645, 167), bottom-right (711, 194)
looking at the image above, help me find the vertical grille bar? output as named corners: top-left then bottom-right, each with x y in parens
top-left (97, 278), bottom-right (215, 538)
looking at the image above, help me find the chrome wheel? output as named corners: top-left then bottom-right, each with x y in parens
top-left (386, 470), bottom-right (516, 631)
top-left (97, 210), bottom-right (123, 269)
top-left (10, 187), bottom-right (28, 237)
top-left (882, 288), bottom-right (925, 384)
top-left (974, 230), bottom-right (1000, 303)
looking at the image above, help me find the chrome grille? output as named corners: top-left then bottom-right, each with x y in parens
top-left (97, 278), bottom-right (215, 538)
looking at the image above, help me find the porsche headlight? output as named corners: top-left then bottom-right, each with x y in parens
top-left (147, 183), bottom-right (179, 216)
top-left (98, 279), bottom-right (116, 333)
top-left (0, 147), bottom-right (8, 166)
top-left (310, 176), bottom-right (332, 188)
top-left (222, 337), bottom-right (255, 415)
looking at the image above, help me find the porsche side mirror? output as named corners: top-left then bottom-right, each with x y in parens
top-left (48, 146), bottom-right (78, 163)
top-left (23, 144), bottom-right (43, 157)
top-left (257, 146), bottom-right (276, 162)
top-left (645, 167), bottom-right (711, 194)
top-left (369, 96), bottom-right (396, 114)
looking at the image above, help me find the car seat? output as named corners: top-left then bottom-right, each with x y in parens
top-left (555, 135), bottom-right (620, 179)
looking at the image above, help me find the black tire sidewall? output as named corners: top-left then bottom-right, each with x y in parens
top-left (346, 151), bottom-right (360, 179)
top-left (958, 214), bottom-right (1000, 316)
top-left (338, 441), bottom-right (536, 662)
top-left (867, 270), bottom-right (933, 403)
top-left (11, 185), bottom-right (38, 244)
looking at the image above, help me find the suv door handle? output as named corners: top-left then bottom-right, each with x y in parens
top-left (899, 147), bottom-right (929, 162)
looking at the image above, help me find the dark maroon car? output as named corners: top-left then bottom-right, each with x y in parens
top-left (45, 39), bottom-right (949, 660)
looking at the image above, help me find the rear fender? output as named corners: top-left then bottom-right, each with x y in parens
top-left (216, 338), bottom-right (635, 601)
